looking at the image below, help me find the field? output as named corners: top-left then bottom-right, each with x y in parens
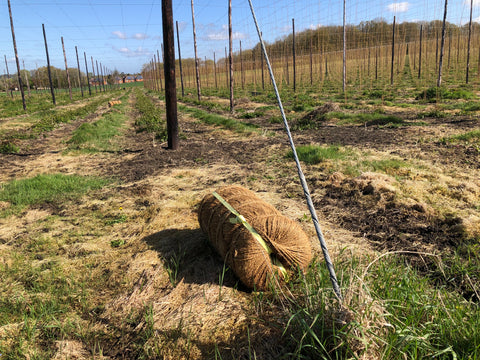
top-left (0, 80), bottom-right (479, 359)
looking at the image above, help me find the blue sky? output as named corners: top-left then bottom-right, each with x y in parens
top-left (0, 0), bottom-right (477, 74)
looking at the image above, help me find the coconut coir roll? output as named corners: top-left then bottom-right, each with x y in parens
top-left (198, 185), bottom-right (312, 290)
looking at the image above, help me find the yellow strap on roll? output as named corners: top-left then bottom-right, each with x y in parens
top-left (212, 191), bottom-right (287, 278)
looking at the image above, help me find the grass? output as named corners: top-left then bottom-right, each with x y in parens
top-left (178, 104), bottom-right (259, 133)
top-left (67, 102), bottom-right (127, 152)
top-left (134, 89), bottom-right (167, 140)
top-left (0, 173), bottom-right (111, 214)
top-left (289, 144), bottom-right (355, 165)
top-left (441, 129), bottom-right (480, 145)
top-left (276, 251), bottom-right (480, 359)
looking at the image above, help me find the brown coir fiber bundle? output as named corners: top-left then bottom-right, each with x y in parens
top-left (198, 185), bottom-right (312, 290)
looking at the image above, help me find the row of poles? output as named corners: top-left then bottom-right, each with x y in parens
top-left (144, 0), bottom-right (475, 106)
top-left (5, 0), bottom-right (112, 111)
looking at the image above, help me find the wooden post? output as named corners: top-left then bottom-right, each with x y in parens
top-left (22, 60), bottom-right (30, 97)
top-left (8, 0), bottom-right (26, 110)
top-left (91, 57), bottom-right (97, 93)
top-left (157, 49), bottom-right (163, 91)
top-left (391, 16), bottom-right (395, 86)
top-left (240, 41), bottom-right (244, 89)
top-left (342, 0), bottom-right (346, 93)
top-left (214, 51), bottom-right (217, 89)
top-left (75, 47), bottom-right (84, 97)
top-left (260, 35), bottom-right (264, 90)
top-left (466, 0), bottom-right (473, 84)
top-left (42, 24), bottom-right (56, 105)
top-left (310, 35), bottom-right (313, 86)
top-left (61, 37), bottom-right (73, 100)
top-left (152, 56), bottom-right (158, 91)
top-left (84, 52), bottom-right (92, 95)
top-left (225, 47), bottom-right (229, 89)
top-left (176, 21), bottom-right (184, 97)
top-left (95, 60), bottom-right (101, 91)
top-left (191, 0), bottom-right (201, 100)
top-left (418, 24), bottom-right (423, 79)
top-left (4, 56), bottom-right (11, 97)
top-left (228, 0), bottom-right (234, 112)
top-left (100, 62), bottom-right (106, 92)
top-left (162, 0), bottom-right (179, 150)
top-left (437, 0), bottom-right (448, 87)
top-left (292, 18), bottom-right (296, 92)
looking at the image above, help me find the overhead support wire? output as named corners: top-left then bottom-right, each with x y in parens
top-left (247, 0), bottom-right (343, 301)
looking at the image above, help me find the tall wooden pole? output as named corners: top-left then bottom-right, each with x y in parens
top-left (310, 35), bottom-right (313, 85)
top-left (466, 0), bottom-right (473, 84)
top-left (162, 0), bottom-right (179, 150)
top-left (61, 37), bottom-right (73, 101)
top-left (228, 0), bottom-right (234, 112)
top-left (437, 0), bottom-right (448, 87)
top-left (191, 0), bottom-right (201, 101)
top-left (91, 57), bottom-right (97, 93)
top-left (99, 62), bottom-right (106, 92)
top-left (84, 52), bottom-right (91, 95)
top-left (42, 24), bottom-right (56, 105)
top-left (240, 41), bottom-right (244, 89)
top-left (4, 55), bottom-right (12, 98)
top-left (75, 47), bottom-right (84, 97)
top-left (22, 60), bottom-right (30, 97)
top-left (391, 16), bottom-right (396, 86)
top-left (176, 21), bottom-right (184, 97)
top-left (157, 49), bottom-right (163, 91)
top-left (418, 24), bottom-right (423, 79)
top-left (225, 47), bottom-right (229, 89)
top-left (260, 34), bottom-right (264, 90)
top-left (292, 18), bottom-right (296, 92)
top-left (342, 0), bottom-right (346, 93)
top-left (152, 56), bottom-right (158, 91)
top-left (8, 0), bottom-right (26, 110)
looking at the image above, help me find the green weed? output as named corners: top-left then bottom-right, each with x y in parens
top-left (179, 104), bottom-right (258, 133)
top-left (0, 173), bottom-right (111, 213)
top-left (288, 145), bottom-right (354, 165)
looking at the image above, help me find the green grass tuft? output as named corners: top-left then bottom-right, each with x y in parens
top-left (0, 174), bottom-right (111, 213)
top-left (288, 145), bottom-right (354, 165)
top-left (179, 104), bottom-right (258, 133)
top-left (67, 111), bottom-right (125, 152)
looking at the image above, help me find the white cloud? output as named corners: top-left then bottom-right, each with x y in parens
top-left (114, 46), bottom-right (151, 58)
top-left (205, 24), bottom-right (247, 41)
top-left (387, 2), bottom-right (410, 13)
top-left (475, 15), bottom-right (480, 23)
top-left (465, 0), bottom-right (480, 7)
top-left (132, 33), bottom-right (149, 40)
top-left (112, 31), bottom-right (127, 39)
top-left (309, 24), bottom-right (321, 30)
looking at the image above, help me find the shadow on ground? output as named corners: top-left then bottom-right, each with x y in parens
top-left (142, 228), bottom-right (249, 291)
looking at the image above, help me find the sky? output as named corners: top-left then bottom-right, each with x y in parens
top-left (0, 0), bottom-right (478, 75)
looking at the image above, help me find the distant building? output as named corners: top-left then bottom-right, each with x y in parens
top-left (90, 77), bottom-right (106, 86)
